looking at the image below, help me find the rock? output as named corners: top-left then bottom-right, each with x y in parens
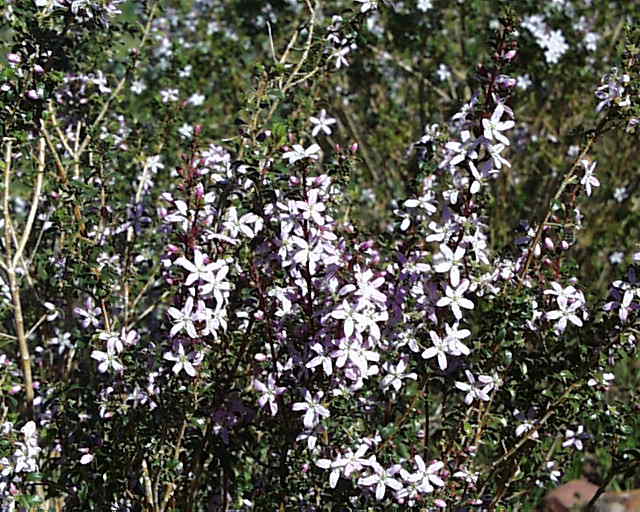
top-left (544, 479), bottom-right (598, 511)
top-left (543, 479), bottom-right (640, 511)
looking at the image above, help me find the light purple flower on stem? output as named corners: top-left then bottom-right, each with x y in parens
top-left (91, 346), bottom-right (124, 373)
top-left (580, 160), bottom-right (599, 197)
top-left (330, 300), bottom-right (361, 338)
top-left (167, 296), bottom-right (198, 338)
top-left (401, 456), bottom-right (445, 494)
top-left (444, 130), bottom-right (478, 167)
top-left (306, 343), bottom-right (333, 376)
top-left (296, 189), bottom-right (326, 226)
top-left (352, 307), bottom-right (388, 341)
top-left (487, 143), bottom-right (511, 169)
top-left (404, 194), bottom-right (437, 215)
top-left (316, 444), bottom-right (368, 488)
top-left (381, 360), bottom-right (417, 392)
top-left (223, 207), bottom-right (260, 239)
top-left (79, 448), bottom-right (94, 465)
top-left (310, 109), bottom-right (337, 136)
top-left (355, 0), bottom-right (377, 13)
top-left (200, 263), bottom-right (231, 306)
top-left (340, 267), bottom-right (387, 305)
top-left (174, 249), bottom-right (216, 286)
top-left (443, 322), bottom-right (471, 357)
top-left (422, 331), bottom-right (449, 371)
top-left (562, 425), bottom-right (587, 450)
top-left (74, 297), bottom-right (102, 328)
top-left (482, 103), bottom-right (514, 145)
top-left (292, 390), bottom-right (330, 429)
top-left (163, 343), bottom-right (199, 377)
top-left (544, 282), bottom-right (579, 302)
top-left (455, 370), bottom-right (493, 404)
top-left (546, 296), bottom-right (583, 333)
top-left (433, 244), bottom-right (465, 287)
top-left (358, 460), bottom-right (403, 500)
top-left (283, 143), bottom-right (321, 164)
top-left (436, 279), bottom-right (474, 320)
top-left (254, 374), bottom-right (286, 416)
top-left (98, 330), bottom-right (123, 354)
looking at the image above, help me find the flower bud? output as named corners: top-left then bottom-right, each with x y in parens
top-left (544, 237), bottom-right (554, 251)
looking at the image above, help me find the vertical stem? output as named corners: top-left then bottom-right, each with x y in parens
top-left (423, 372), bottom-right (429, 461)
top-left (2, 139), bottom-right (37, 420)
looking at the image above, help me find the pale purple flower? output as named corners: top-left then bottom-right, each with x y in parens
top-left (546, 296), bottom-right (583, 332)
top-left (296, 189), bottom-right (326, 225)
top-left (160, 88), bottom-right (179, 103)
top-left (401, 456), bottom-right (445, 494)
top-left (436, 279), bottom-right (474, 320)
top-left (283, 143), bottom-right (321, 164)
top-left (381, 359), bottom-right (417, 392)
top-left (482, 103), bottom-right (514, 145)
top-left (254, 374), bottom-right (286, 416)
top-left (433, 243), bottom-right (465, 286)
top-left (174, 249), bottom-right (216, 287)
top-left (74, 297), bottom-right (102, 328)
top-left (358, 460), bottom-right (403, 500)
top-left (443, 322), bottom-right (471, 357)
top-left (422, 331), bottom-right (449, 371)
top-left (91, 346), bottom-right (123, 373)
top-left (223, 207), bottom-right (261, 239)
top-left (310, 109), bottom-right (337, 136)
top-left (167, 296), bottom-right (198, 338)
top-left (306, 343), bottom-right (333, 376)
top-left (562, 425), bottom-right (587, 450)
top-left (580, 160), bottom-right (599, 197)
top-left (331, 47), bottom-right (350, 69)
top-left (455, 370), bottom-right (493, 404)
top-left (199, 263), bottom-right (232, 305)
top-left (317, 444), bottom-right (368, 488)
top-left (355, 0), bottom-right (377, 12)
top-left (163, 343), bottom-right (199, 377)
top-left (404, 193), bottom-right (437, 215)
top-left (331, 300), bottom-right (361, 338)
top-left (292, 390), bottom-right (330, 428)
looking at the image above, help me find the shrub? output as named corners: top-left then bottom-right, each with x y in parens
top-left (1, 1), bottom-right (640, 510)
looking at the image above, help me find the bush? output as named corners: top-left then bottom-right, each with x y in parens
top-left (1, 0), bottom-right (640, 510)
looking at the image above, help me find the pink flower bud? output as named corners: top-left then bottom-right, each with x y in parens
top-left (350, 142), bottom-right (359, 153)
top-left (504, 49), bottom-right (517, 61)
top-left (7, 53), bottom-right (21, 64)
top-left (33, 64), bottom-right (44, 74)
top-left (544, 237), bottom-right (554, 251)
top-left (27, 89), bottom-right (40, 100)
top-left (195, 182), bottom-right (204, 200)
